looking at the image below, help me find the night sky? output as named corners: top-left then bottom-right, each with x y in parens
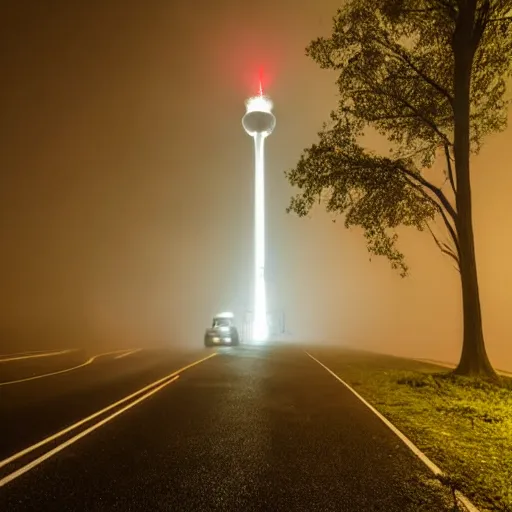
top-left (1, 1), bottom-right (512, 369)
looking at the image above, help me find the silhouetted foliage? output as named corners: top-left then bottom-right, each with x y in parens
top-left (287, 0), bottom-right (512, 376)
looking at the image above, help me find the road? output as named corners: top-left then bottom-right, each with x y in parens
top-left (0, 344), bottom-right (457, 511)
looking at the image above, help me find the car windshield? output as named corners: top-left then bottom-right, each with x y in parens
top-left (213, 318), bottom-right (231, 327)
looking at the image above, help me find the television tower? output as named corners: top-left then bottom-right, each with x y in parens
top-left (242, 81), bottom-right (276, 341)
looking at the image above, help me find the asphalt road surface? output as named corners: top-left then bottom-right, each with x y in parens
top-left (0, 344), bottom-right (456, 511)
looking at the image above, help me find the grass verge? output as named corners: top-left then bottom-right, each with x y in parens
top-left (309, 348), bottom-right (512, 512)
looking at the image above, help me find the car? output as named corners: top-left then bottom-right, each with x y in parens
top-left (204, 312), bottom-right (240, 347)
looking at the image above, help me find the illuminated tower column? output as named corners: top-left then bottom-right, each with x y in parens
top-left (242, 87), bottom-right (276, 341)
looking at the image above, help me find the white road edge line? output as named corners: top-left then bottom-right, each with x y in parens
top-left (0, 349), bottom-right (129, 387)
top-left (0, 376), bottom-right (180, 488)
top-left (0, 349), bottom-right (75, 363)
top-left (115, 348), bottom-right (142, 359)
top-left (0, 352), bottom-right (218, 470)
top-left (305, 351), bottom-right (481, 512)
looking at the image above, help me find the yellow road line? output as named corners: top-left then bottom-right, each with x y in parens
top-left (0, 350), bottom-right (53, 357)
top-left (0, 376), bottom-right (181, 488)
top-left (0, 352), bottom-right (217, 470)
top-left (115, 348), bottom-right (142, 359)
top-left (0, 349), bottom-right (75, 364)
top-left (0, 349), bottom-right (129, 387)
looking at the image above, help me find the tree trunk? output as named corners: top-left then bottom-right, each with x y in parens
top-left (455, 207), bottom-right (495, 377)
top-left (452, 10), bottom-right (496, 378)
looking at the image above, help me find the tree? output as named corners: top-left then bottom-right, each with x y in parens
top-left (287, 0), bottom-right (512, 377)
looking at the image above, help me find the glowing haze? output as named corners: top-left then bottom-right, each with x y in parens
top-left (245, 95), bottom-right (274, 115)
top-left (1, 1), bottom-right (512, 370)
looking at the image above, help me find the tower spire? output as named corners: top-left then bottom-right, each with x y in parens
top-left (242, 79), bottom-right (276, 342)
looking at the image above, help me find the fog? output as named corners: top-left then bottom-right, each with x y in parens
top-left (1, 1), bottom-right (511, 370)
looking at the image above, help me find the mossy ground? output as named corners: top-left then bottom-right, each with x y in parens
top-left (307, 348), bottom-right (512, 511)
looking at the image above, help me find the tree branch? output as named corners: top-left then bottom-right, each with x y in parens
top-left (360, 79), bottom-right (453, 147)
top-left (402, 8), bottom-right (444, 13)
top-left (429, 0), bottom-right (458, 20)
top-left (473, 0), bottom-right (491, 44)
top-left (487, 0), bottom-right (512, 22)
top-left (333, 146), bottom-right (458, 244)
top-left (401, 172), bottom-right (460, 257)
top-left (426, 222), bottom-right (460, 268)
top-left (437, 200), bottom-right (460, 255)
top-left (367, 114), bottom-right (418, 122)
top-left (373, 35), bottom-right (455, 108)
top-left (394, 93), bottom-right (452, 145)
top-left (400, 144), bottom-right (436, 160)
top-left (443, 143), bottom-right (457, 194)
top-left (398, 163), bottom-right (458, 222)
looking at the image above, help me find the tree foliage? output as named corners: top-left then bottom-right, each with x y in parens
top-left (287, 0), bottom-right (512, 276)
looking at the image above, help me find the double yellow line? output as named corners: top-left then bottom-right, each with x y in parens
top-left (0, 352), bottom-right (217, 488)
